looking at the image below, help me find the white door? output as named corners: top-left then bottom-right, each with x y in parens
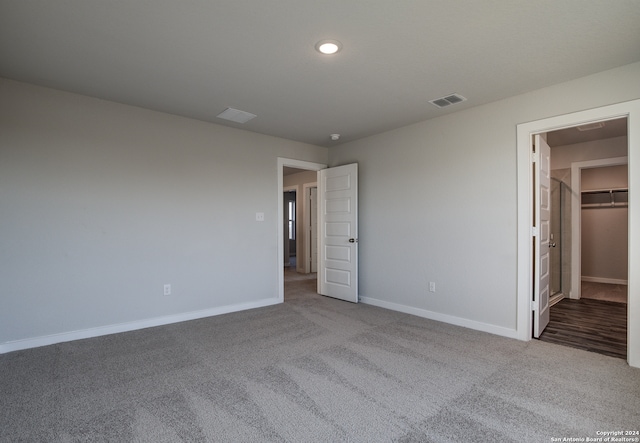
top-left (534, 134), bottom-right (551, 337)
top-left (310, 187), bottom-right (318, 273)
top-left (318, 164), bottom-right (358, 303)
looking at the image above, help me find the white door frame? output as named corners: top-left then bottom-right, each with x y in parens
top-left (277, 158), bottom-right (326, 302)
top-left (516, 99), bottom-right (640, 368)
top-left (570, 156), bottom-right (628, 300)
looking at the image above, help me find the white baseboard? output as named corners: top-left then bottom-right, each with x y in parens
top-left (359, 296), bottom-right (519, 340)
top-left (0, 298), bottom-right (281, 354)
top-left (582, 276), bottom-right (628, 285)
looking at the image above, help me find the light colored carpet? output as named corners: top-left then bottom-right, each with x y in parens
top-left (1, 278), bottom-right (638, 442)
top-left (581, 281), bottom-right (628, 304)
top-left (284, 265), bottom-right (316, 283)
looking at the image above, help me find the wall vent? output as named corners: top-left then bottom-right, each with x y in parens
top-left (429, 93), bottom-right (467, 108)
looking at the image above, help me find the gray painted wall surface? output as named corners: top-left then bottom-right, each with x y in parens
top-left (328, 62), bottom-right (640, 332)
top-left (0, 78), bottom-right (327, 345)
top-left (2, 61), bottom-right (640, 349)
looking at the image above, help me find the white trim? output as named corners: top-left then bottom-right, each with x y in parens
top-left (277, 158), bottom-right (326, 302)
top-left (0, 298), bottom-right (280, 354)
top-left (582, 276), bottom-right (628, 285)
top-left (360, 296), bottom-right (519, 339)
top-left (516, 99), bottom-right (640, 368)
top-left (570, 156), bottom-right (628, 299)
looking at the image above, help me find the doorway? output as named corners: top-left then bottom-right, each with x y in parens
top-left (538, 120), bottom-right (629, 358)
top-left (515, 99), bottom-right (640, 368)
top-left (546, 119), bottom-right (629, 302)
top-left (277, 158), bottom-right (325, 303)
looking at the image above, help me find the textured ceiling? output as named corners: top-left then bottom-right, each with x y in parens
top-left (1, 1), bottom-right (639, 147)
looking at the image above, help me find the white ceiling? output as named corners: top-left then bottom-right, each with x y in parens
top-left (1, 1), bottom-right (639, 147)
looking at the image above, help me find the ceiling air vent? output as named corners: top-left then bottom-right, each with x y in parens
top-left (216, 107), bottom-right (257, 124)
top-left (576, 122), bottom-right (605, 132)
top-left (429, 93), bottom-right (467, 109)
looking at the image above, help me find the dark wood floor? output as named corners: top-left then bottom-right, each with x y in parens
top-left (538, 298), bottom-right (627, 359)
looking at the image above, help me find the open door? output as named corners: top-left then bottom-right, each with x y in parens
top-left (318, 163), bottom-right (358, 303)
top-left (533, 134), bottom-right (551, 337)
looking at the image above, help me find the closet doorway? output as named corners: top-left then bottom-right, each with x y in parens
top-left (538, 117), bottom-right (629, 359)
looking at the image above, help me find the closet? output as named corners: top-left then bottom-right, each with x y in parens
top-left (581, 166), bottom-right (628, 285)
top-left (581, 188), bottom-right (628, 208)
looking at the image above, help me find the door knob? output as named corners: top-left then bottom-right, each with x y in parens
top-left (349, 238), bottom-right (358, 243)
top-left (549, 242), bottom-right (556, 248)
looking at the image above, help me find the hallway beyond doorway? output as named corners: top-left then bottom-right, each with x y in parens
top-left (284, 265), bottom-right (317, 302)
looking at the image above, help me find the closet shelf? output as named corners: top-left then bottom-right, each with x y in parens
top-left (581, 188), bottom-right (628, 208)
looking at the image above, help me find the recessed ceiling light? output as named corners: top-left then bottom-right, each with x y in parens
top-left (315, 39), bottom-right (342, 55)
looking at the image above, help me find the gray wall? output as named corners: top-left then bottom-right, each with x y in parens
top-left (551, 136), bottom-right (628, 170)
top-left (3, 61), bottom-right (640, 350)
top-left (0, 78), bottom-right (328, 347)
top-left (328, 62), bottom-right (640, 334)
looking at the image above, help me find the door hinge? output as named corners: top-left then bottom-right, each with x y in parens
top-left (532, 152), bottom-right (539, 163)
top-left (531, 226), bottom-right (539, 237)
top-left (531, 300), bottom-right (538, 311)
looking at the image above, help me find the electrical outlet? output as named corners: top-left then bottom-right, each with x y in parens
top-left (256, 212), bottom-right (265, 222)
top-left (429, 282), bottom-right (436, 293)
top-left (164, 284), bottom-right (171, 296)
